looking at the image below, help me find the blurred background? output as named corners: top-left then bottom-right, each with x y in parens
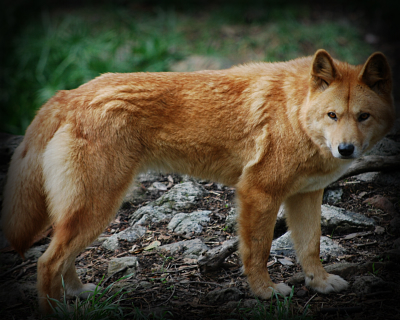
top-left (1, 0), bottom-right (399, 135)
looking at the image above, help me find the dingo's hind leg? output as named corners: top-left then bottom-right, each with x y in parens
top-left (284, 190), bottom-right (348, 294)
top-left (37, 204), bottom-right (121, 313)
top-left (38, 126), bottom-right (140, 313)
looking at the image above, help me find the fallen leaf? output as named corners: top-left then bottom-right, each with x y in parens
top-left (363, 195), bottom-right (396, 214)
top-left (343, 231), bottom-right (372, 240)
top-left (144, 240), bottom-right (161, 251)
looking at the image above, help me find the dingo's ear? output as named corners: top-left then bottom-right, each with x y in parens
top-left (359, 52), bottom-right (392, 95)
top-left (310, 49), bottom-right (341, 90)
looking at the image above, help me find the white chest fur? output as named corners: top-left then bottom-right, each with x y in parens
top-left (299, 161), bottom-right (353, 193)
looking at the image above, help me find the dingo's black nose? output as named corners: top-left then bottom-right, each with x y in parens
top-left (338, 143), bottom-right (354, 157)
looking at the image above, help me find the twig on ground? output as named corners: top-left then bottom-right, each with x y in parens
top-left (302, 292), bottom-right (317, 312)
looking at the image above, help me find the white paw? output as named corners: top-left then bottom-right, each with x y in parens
top-left (67, 283), bottom-right (99, 299)
top-left (274, 282), bottom-right (292, 296)
top-left (306, 274), bottom-right (348, 294)
top-left (78, 283), bottom-right (99, 299)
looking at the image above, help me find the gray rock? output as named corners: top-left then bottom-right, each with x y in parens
top-left (319, 236), bottom-right (347, 258)
top-left (366, 137), bottom-right (400, 156)
top-left (270, 232), bottom-right (295, 256)
top-left (151, 181), bottom-right (168, 191)
top-left (324, 262), bottom-right (359, 278)
top-left (158, 238), bottom-right (209, 258)
top-left (354, 171), bottom-right (400, 186)
top-left (352, 275), bottom-right (395, 296)
top-left (137, 171), bottom-right (163, 183)
top-left (102, 236), bottom-right (119, 251)
top-left (132, 205), bottom-right (172, 227)
top-left (107, 257), bottom-right (139, 276)
top-left (130, 181), bottom-right (207, 226)
top-left (354, 172), bottom-right (380, 183)
top-left (102, 225), bottom-right (146, 251)
top-left (205, 287), bottom-right (244, 302)
top-left (321, 205), bottom-right (376, 233)
top-left (323, 188), bottom-right (343, 204)
top-left (167, 210), bottom-right (211, 235)
top-left (270, 231), bottom-right (346, 258)
top-left (224, 208), bottom-right (238, 233)
top-left (152, 181), bottom-right (207, 211)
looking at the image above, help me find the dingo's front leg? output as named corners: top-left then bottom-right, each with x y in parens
top-left (284, 190), bottom-right (348, 293)
top-left (237, 186), bottom-right (292, 299)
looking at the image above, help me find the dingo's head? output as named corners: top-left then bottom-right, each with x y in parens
top-left (302, 49), bottom-right (395, 159)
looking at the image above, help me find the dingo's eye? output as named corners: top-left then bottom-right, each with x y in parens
top-left (358, 113), bottom-right (370, 122)
top-left (327, 112), bottom-right (337, 120)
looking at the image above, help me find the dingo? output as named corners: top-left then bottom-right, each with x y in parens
top-left (1, 49), bottom-right (395, 313)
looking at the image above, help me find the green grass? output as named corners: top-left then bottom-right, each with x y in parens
top-left (239, 288), bottom-right (312, 320)
top-left (45, 275), bottom-right (172, 320)
top-left (1, 5), bottom-right (373, 134)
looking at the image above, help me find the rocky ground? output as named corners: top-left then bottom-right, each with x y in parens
top-left (0, 119), bottom-right (399, 320)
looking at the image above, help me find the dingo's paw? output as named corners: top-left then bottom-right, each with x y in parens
top-left (67, 283), bottom-right (99, 299)
top-left (251, 282), bottom-right (292, 299)
top-left (78, 283), bottom-right (99, 298)
top-left (306, 274), bottom-right (348, 294)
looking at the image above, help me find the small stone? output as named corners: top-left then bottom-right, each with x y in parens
top-left (374, 226), bottom-right (385, 234)
top-left (296, 289), bottom-right (307, 298)
top-left (107, 257), bottom-right (139, 276)
top-left (323, 188), bottom-right (343, 204)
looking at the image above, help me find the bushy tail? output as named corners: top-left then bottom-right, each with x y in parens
top-left (1, 138), bottom-right (49, 257)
